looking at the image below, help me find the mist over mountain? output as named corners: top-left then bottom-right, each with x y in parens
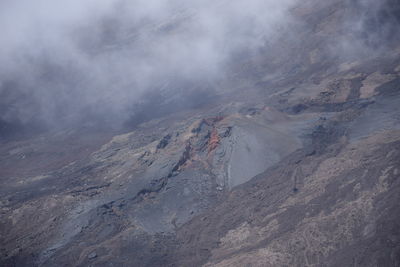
top-left (0, 0), bottom-right (296, 129)
top-left (1, 0), bottom-right (400, 266)
top-left (1, 0), bottom-right (398, 132)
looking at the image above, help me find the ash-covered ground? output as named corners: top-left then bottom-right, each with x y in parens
top-left (1, 0), bottom-right (400, 266)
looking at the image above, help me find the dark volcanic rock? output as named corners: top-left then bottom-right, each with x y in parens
top-left (1, 0), bottom-right (400, 266)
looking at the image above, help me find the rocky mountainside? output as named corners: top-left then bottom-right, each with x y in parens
top-left (1, 0), bottom-right (400, 266)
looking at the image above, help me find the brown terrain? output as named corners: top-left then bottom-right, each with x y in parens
top-left (1, 0), bottom-right (400, 266)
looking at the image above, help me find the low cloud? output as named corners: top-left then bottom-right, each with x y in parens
top-left (0, 0), bottom-right (398, 134)
top-left (0, 0), bottom-right (296, 129)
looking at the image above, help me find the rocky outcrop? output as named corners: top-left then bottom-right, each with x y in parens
top-left (1, 0), bottom-right (400, 266)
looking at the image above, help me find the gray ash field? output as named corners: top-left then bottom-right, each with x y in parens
top-left (1, 0), bottom-right (400, 266)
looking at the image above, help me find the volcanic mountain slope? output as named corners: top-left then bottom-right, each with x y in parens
top-left (1, 0), bottom-right (400, 266)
